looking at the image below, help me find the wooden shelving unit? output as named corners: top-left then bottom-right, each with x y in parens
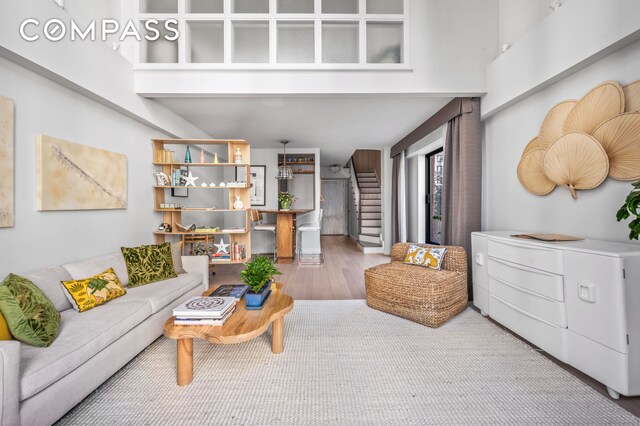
top-left (152, 139), bottom-right (252, 265)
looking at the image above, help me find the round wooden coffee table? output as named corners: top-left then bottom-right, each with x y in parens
top-left (164, 282), bottom-right (294, 385)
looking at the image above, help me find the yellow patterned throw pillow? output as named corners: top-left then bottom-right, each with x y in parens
top-left (61, 268), bottom-right (126, 312)
top-left (403, 244), bottom-right (448, 270)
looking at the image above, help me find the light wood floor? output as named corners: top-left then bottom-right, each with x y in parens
top-left (211, 235), bottom-right (388, 300)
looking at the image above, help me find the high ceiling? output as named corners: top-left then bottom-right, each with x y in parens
top-left (156, 96), bottom-right (451, 166)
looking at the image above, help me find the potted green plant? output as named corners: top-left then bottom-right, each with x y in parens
top-left (278, 191), bottom-right (297, 210)
top-left (239, 256), bottom-right (281, 309)
top-left (616, 180), bottom-right (640, 240)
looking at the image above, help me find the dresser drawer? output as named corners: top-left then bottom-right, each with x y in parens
top-left (488, 238), bottom-right (563, 275)
top-left (488, 257), bottom-right (564, 301)
top-left (489, 295), bottom-right (568, 362)
top-left (489, 277), bottom-right (566, 327)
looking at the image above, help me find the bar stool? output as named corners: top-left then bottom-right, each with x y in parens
top-left (297, 209), bottom-right (324, 264)
top-left (250, 210), bottom-right (277, 261)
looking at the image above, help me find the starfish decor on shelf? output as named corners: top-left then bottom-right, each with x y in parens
top-left (184, 171), bottom-right (199, 187)
top-left (214, 238), bottom-right (230, 254)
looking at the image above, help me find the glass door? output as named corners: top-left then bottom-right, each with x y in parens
top-left (426, 149), bottom-right (444, 244)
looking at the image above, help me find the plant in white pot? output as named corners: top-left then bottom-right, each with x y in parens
top-left (278, 191), bottom-right (297, 211)
top-left (239, 256), bottom-right (281, 309)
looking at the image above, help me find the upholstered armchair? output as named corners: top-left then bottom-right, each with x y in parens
top-left (364, 243), bottom-right (468, 327)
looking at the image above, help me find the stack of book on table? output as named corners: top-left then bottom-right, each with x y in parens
top-left (172, 296), bottom-right (236, 326)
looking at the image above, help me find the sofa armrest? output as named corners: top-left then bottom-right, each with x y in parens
top-left (181, 255), bottom-right (209, 291)
top-left (0, 340), bottom-right (20, 426)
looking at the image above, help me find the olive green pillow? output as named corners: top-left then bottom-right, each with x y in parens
top-left (0, 274), bottom-right (61, 347)
top-left (121, 243), bottom-right (177, 287)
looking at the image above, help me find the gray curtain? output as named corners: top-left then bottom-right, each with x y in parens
top-left (441, 98), bottom-right (482, 298)
top-left (391, 154), bottom-right (402, 244)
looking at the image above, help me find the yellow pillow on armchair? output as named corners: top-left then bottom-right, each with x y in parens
top-left (403, 244), bottom-right (448, 270)
top-left (0, 312), bottom-right (12, 340)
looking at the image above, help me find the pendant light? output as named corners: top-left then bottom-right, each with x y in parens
top-left (276, 140), bottom-right (294, 180)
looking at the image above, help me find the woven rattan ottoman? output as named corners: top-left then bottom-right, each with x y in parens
top-left (365, 243), bottom-right (468, 328)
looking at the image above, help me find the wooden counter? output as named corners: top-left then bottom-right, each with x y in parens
top-left (258, 209), bottom-right (312, 263)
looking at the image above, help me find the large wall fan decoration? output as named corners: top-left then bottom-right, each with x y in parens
top-left (517, 80), bottom-right (640, 199)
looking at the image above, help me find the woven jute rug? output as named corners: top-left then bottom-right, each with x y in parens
top-left (58, 301), bottom-right (639, 425)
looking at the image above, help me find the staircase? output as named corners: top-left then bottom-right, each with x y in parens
top-left (354, 170), bottom-right (383, 251)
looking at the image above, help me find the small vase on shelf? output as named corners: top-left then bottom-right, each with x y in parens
top-left (214, 153), bottom-right (219, 164)
top-left (234, 148), bottom-right (243, 164)
top-left (184, 146), bottom-right (192, 163)
top-left (233, 196), bottom-right (244, 210)
top-left (200, 149), bottom-right (205, 164)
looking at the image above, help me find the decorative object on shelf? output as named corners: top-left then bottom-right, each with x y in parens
top-left (176, 223), bottom-right (196, 232)
top-left (201, 182), bottom-right (208, 187)
top-left (154, 171), bottom-right (170, 186)
top-left (517, 79), bottom-right (640, 199)
top-left (0, 96), bottom-right (14, 228)
top-left (233, 195), bottom-right (244, 210)
top-left (616, 180), bottom-right (640, 240)
top-left (184, 171), bottom-right (199, 187)
top-left (278, 191), bottom-right (297, 210)
top-left (214, 238), bottom-right (230, 254)
top-left (251, 165), bottom-right (266, 206)
top-left (209, 182), bottom-right (216, 187)
top-left (184, 146), bottom-right (192, 163)
top-left (219, 181), bottom-right (226, 187)
top-left (239, 256), bottom-right (281, 309)
top-left (276, 140), bottom-right (294, 180)
top-left (543, 132), bottom-right (609, 199)
top-left (235, 147), bottom-right (243, 164)
top-left (37, 135), bottom-right (127, 210)
top-left (213, 152), bottom-right (219, 164)
top-left (158, 223), bottom-right (173, 232)
top-left (199, 149), bottom-right (205, 163)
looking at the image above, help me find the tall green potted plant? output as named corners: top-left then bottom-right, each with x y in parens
top-left (616, 180), bottom-right (640, 240)
top-left (278, 191), bottom-right (297, 210)
top-left (240, 256), bottom-right (281, 309)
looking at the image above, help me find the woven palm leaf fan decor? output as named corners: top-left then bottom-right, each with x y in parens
top-left (563, 81), bottom-right (625, 135)
top-left (542, 132), bottom-right (609, 199)
top-left (522, 137), bottom-right (540, 158)
top-left (518, 148), bottom-right (556, 195)
top-left (538, 100), bottom-right (577, 150)
top-left (592, 112), bottom-right (640, 181)
top-left (623, 81), bottom-right (640, 112)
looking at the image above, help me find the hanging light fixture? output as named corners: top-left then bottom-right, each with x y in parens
top-left (276, 140), bottom-right (294, 180)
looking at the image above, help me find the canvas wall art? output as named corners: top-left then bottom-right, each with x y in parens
top-left (0, 97), bottom-right (14, 227)
top-left (37, 135), bottom-right (127, 210)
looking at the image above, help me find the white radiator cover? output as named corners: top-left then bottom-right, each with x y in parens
top-left (471, 231), bottom-right (640, 399)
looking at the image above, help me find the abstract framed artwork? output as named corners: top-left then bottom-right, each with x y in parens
top-left (36, 135), bottom-right (127, 210)
top-left (249, 165), bottom-right (266, 206)
top-left (0, 97), bottom-right (14, 227)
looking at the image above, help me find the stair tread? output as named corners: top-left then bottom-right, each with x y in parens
top-left (358, 241), bottom-right (383, 248)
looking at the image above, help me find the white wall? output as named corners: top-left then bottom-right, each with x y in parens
top-left (498, 0), bottom-right (551, 49)
top-left (0, 56), bottom-right (167, 277)
top-left (482, 38), bottom-right (640, 245)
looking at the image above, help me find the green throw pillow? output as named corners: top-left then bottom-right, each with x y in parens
top-left (0, 274), bottom-right (61, 347)
top-left (121, 243), bottom-right (177, 287)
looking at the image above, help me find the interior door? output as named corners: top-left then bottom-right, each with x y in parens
top-left (321, 180), bottom-right (347, 235)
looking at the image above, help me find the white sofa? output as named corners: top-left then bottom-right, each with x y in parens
top-left (0, 252), bottom-right (209, 426)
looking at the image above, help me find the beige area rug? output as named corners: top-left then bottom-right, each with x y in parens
top-left (58, 301), bottom-right (639, 425)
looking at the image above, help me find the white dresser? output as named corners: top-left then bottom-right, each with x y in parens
top-left (472, 231), bottom-right (640, 399)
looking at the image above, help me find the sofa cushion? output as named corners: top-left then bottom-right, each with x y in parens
top-left (22, 265), bottom-right (73, 312)
top-left (61, 268), bottom-right (127, 312)
top-left (110, 273), bottom-right (202, 314)
top-left (64, 253), bottom-right (130, 287)
top-left (0, 274), bottom-right (61, 348)
top-left (19, 300), bottom-right (151, 400)
top-left (121, 243), bottom-right (177, 287)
